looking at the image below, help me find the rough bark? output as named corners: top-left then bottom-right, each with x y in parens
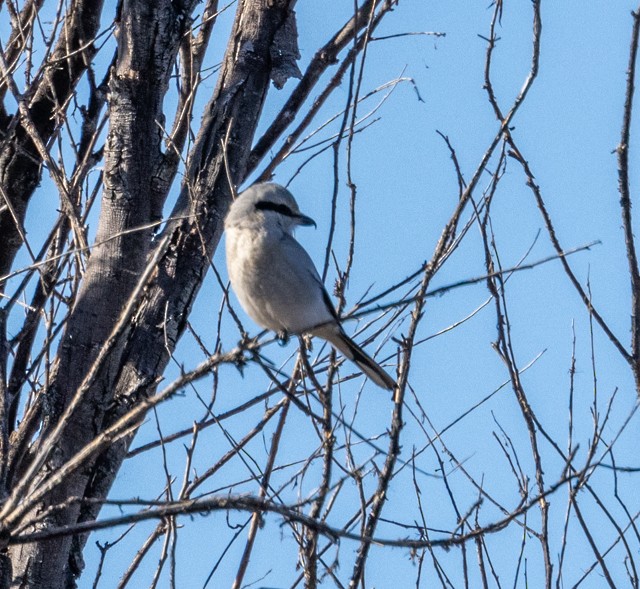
top-left (4, 1), bottom-right (297, 587)
top-left (75, 0), bottom-right (299, 552)
top-left (7, 1), bottom-right (196, 586)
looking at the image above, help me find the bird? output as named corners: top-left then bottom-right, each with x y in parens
top-left (224, 182), bottom-right (395, 391)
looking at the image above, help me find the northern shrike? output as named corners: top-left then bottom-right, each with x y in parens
top-left (224, 182), bottom-right (395, 390)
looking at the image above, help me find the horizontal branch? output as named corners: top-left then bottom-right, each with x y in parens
top-left (9, 469), bottom-right (579, 550)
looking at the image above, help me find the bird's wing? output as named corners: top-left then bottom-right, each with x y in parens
top-left (297, 254), bottom-right (339, 323)
top-left (282, 236), bottom-right (395, 391)
top-left (268, 233), bottom-right (337, 332)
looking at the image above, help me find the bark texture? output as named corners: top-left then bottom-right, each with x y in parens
top-left (2, 0), bottom-right (299, 587)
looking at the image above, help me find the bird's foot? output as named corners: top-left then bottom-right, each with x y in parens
top-left (299, 333), bottom-right (313, 351)
top-left (277, 330), bottom-right (290, 346)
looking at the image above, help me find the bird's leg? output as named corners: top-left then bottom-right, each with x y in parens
top-left (299, 333), bottom-right (313, 351)
top-left (276, 330), bottom-right (290, 346)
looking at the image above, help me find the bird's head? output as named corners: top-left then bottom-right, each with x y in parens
top-left (225, 183), bottom-right (316, 234)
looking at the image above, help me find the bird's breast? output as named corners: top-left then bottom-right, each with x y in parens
top-left (225, 228), bottom-right (285, 331)
top-left (225, 226), bottom-right (334, 334)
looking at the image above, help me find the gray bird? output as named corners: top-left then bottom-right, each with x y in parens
top-left (224, 182), bottom-right (395, 391)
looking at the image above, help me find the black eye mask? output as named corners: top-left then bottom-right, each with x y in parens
top-left (255, 201), bottom-right (296, 218)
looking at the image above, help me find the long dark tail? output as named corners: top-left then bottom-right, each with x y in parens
top-left (313, 324), bottom-right (395, 391)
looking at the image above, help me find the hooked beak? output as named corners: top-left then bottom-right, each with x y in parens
top-left (296, 213), bottom-right (316, 228)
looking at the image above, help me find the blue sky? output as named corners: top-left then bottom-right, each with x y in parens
top-left (94, 2), bottom-right (640, 587)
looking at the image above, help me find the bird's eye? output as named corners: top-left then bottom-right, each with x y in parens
top-left (255, 201), bottom-right (295, 217)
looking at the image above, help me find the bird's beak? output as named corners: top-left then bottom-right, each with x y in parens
top-left (296, 213), bottom-right (316, 228)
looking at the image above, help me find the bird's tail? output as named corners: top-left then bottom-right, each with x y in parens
top-left (312, 324), bottom-right (396, 391)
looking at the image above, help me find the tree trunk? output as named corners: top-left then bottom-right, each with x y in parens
top-left (5, 1), bottom-right (297, 587)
